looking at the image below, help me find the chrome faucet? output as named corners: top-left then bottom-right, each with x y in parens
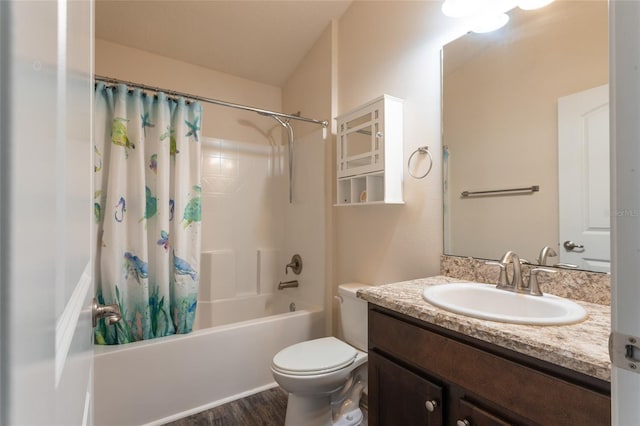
top-left (500, 250), bottom-right (524, 291)
top-left (486, 251), bottom-right (555, 296)
top-left (537, 246), bottom-right (558, 266)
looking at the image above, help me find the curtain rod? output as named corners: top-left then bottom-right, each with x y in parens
top-left (94, 74), bottom-right (329, 129)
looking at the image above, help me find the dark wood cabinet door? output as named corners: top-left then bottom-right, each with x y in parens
top-left (369, 351), bottom-right (444, 426)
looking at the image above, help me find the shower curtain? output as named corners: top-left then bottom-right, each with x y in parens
top-left (93, 83), bottom-right (202, 344)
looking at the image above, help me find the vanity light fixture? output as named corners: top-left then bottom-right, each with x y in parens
top-left (518, 0), bottom-right (555, 10)
top-left (442, 0), bottom-right (554, 33)
top-left (442, 0), bottom-right (515, 18)
top-left (442, 0), bottom-right (515, 33)
top-left (441, 0), bottom-right (485, 18)
top-left (471, 12), bottom-right (510, 33)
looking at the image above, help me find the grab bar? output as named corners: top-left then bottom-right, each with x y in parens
top-left (461, 185), bottom-right (539, 197)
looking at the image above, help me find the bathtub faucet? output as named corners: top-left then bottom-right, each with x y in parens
top-left (278, 280), bottom-right (299, 290)
top-left (91, 298), bottom-right (122, 327)
top-left (285, 254), bottom-right (303, 275)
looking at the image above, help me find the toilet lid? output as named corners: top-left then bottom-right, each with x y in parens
top-left (272, 337), bottom-right (358, 376)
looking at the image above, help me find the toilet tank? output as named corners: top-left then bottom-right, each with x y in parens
top-left (338, 283), bottom-right (371, 352)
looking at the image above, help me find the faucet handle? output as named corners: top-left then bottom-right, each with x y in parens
top-left (537, 246), bottom-right (558, 266)
top-left (485, 261), bottom-right (508, 287)
top-left (285, 254), bottom-right (303, 275)
top-left (528, 267), bottom-right (556, 296)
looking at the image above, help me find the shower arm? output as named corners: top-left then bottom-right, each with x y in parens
top-left (271, 115), bottom-right (295, 204)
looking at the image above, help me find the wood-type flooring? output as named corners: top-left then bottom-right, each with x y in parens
top-left (166, 387), bottom-right (368, 426)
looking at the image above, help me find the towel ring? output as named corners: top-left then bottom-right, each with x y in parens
top-left (408, 146), bottom-right (433, 179)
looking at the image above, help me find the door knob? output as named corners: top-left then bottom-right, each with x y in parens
top-left (92, 298), bottom-right (122, 327)
top-left (563, 240), bottom-right (585, 251)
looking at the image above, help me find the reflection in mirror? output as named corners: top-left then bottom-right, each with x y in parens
top-left (442, 0), bottom-right (609, 272)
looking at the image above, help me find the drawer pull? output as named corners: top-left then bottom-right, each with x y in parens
top-left (425, 399), bottom-right (438, 412)
top-left (456, 420), bottom-right (471, 426)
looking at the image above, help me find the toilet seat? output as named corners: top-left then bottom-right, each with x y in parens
top-left (272, 337), bottom-right (357, 376)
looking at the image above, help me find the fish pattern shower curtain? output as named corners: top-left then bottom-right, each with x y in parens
top-left (93, 83), bottom-right (202, 344)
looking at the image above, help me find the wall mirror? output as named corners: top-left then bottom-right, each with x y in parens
top-left (442, 0), bottom-right (609, 272)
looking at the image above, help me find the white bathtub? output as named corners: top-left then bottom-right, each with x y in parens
top-left (193, 293), bottom-right (304, 329)
top-left (93, 294), bottom-right (324, 426)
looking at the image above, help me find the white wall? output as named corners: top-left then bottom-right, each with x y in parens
top-left (281, 129), bottom-right (328, 310)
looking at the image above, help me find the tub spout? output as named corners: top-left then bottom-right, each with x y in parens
top-left (278, 280), bottom-right (299, 290)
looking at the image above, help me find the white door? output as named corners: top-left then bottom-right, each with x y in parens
top-left (558, 84), bottom-right (610, 272)
top-left (0, 0), bottom-right (95, 424)
top-left (610, 1), bottom-right (640, 424)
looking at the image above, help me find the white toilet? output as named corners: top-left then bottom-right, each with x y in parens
top-left (271, 283), bottom-right (370, 426)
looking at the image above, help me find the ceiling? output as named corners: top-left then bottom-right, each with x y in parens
top-left (95, 0), bottom-right (352, 87)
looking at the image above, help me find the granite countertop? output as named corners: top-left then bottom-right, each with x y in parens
top-left (357, 275), bottom-right (611, 382)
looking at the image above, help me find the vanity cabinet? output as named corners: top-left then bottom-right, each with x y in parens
top-left (335, 95), bottom-right (403, 205)
top-left (368, 306), bottom-right (611, 426)
top-left (369, 352), bottom-right (443, 425)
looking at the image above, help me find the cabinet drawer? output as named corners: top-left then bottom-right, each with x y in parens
top-left (457, 399), bottom-right (513, 426)
top-left (369, 309), bottom-right (610, 425)
top-left (369, 351), bottom-right (443, 426)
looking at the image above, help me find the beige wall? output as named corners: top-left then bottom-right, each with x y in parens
top-left (313, 0), bottom-right (473, 335)
top-left (444, 0), bottom-right (608, 263)
top-left (282, 25), bottom-right (334, 140)
top-left (95, 39), bottom-right (282, 144)
top-left (281, 2), bottom-right (473, 336)
top-left (333, 2), bottom-right (468, 294)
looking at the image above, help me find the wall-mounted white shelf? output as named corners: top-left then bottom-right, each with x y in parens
top-left (335, 94), bottom-right (404, 206)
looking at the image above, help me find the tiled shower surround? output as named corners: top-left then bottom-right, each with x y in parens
top-left (200, 138), bottom-right (286, 298)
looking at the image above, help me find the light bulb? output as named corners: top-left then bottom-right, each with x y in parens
top-left (442, 0), bottom-right (484, 18)
top-left (443, 0), bottom-right (517, 17)
top-left (471, 12), bottom-right (510, 33)
top-left (518, 0), bottom-right (555, 10)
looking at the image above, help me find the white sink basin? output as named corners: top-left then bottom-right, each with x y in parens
top-left (422, 283), bottom-right (587, 325)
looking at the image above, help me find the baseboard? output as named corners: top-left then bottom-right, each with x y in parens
top-left (143, 382), bottom-right (280, 426)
